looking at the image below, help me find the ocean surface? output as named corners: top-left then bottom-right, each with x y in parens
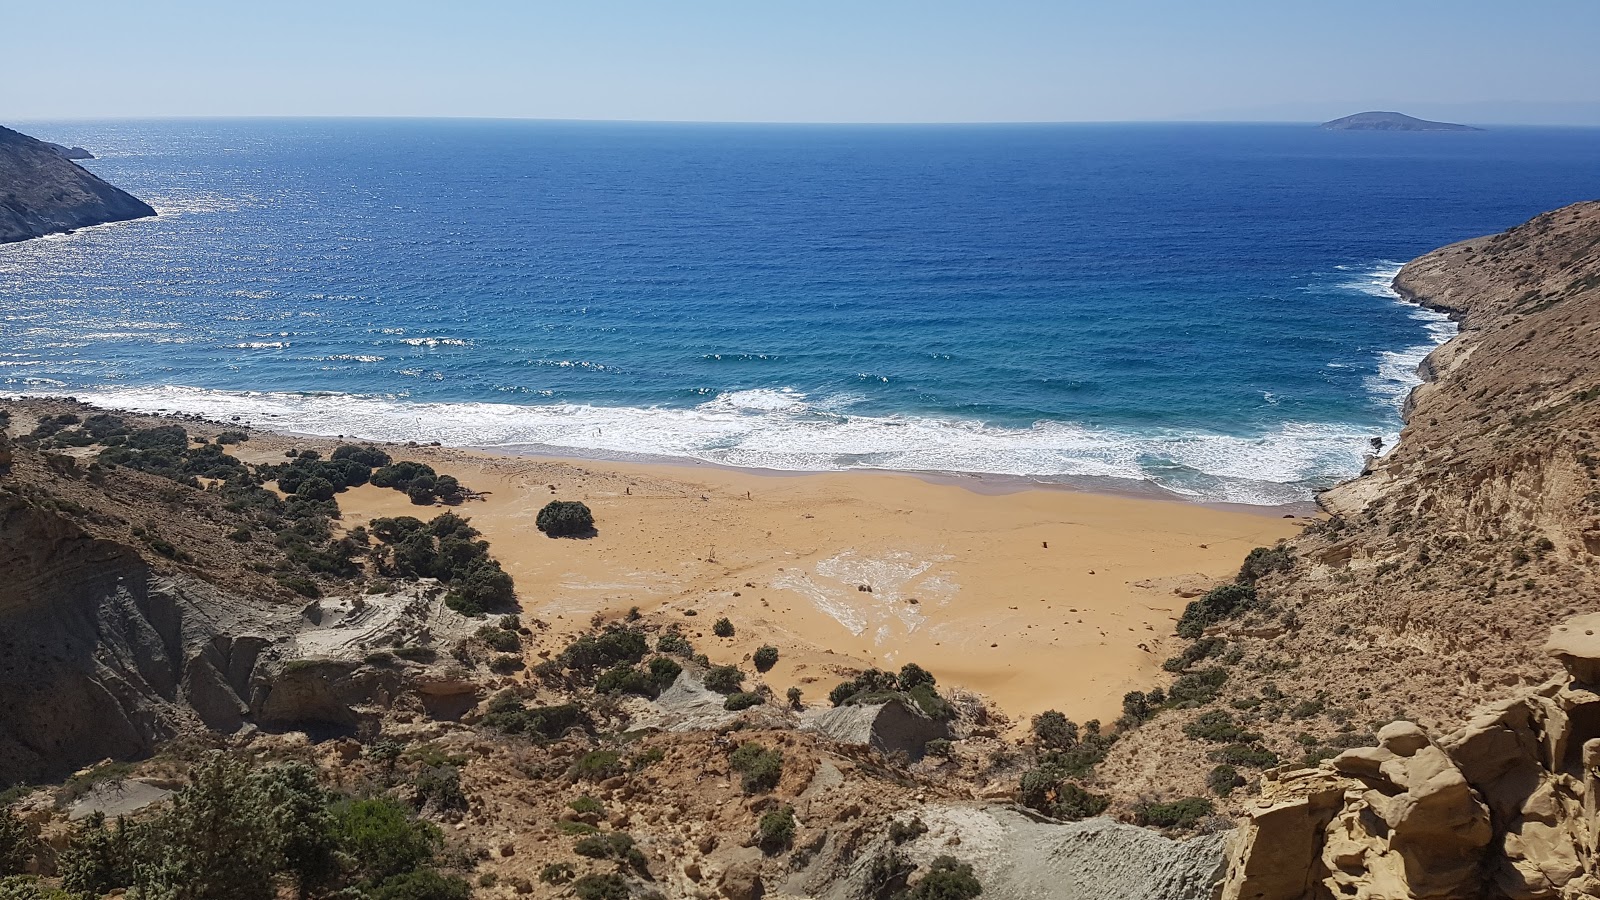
top-left (4, 119), bottom-right (1599, 504)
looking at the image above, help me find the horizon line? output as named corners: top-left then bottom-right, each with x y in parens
top-left (8, 113), bottom-right (1600, 128)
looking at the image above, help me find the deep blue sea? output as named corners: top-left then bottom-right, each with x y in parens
top-left (4, 119), bottom-right (1599, 503)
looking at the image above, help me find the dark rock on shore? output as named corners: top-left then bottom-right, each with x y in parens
top-left (42, 140), bottom-right (94, 160)
top-left (1320, 111), bottom-right (1483, 131)
top-left (0, 124), bottom-right (154, 243)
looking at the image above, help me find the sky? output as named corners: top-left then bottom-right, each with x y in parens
top-left (7, 0), bottom-right (1600, 124)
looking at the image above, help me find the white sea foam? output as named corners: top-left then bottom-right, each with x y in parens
top-left (55, 384), bottom-right (1389, 505)
top-left (1350, 263), bottom-right (1458, 424)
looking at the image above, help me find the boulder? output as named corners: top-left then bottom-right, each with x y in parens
top-left (1545, 614), bottom-right (1600, 685)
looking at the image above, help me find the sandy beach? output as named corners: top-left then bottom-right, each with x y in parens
top-left (239, 441), bottom-right (1305, 729)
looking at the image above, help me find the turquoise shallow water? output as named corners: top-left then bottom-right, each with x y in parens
top-left (4, 119), bottom-right (1599, 503)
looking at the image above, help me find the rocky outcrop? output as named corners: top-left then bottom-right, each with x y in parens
top-left (41, 141), bottom-right (94, 161)
top-left (863, 805), bottom-right (1230, 900)
top-left (803, 699), bottom-right (950, 761)
top-left (0, 124), bottom-right (153, 243)
top-left (1221, 615), bottom-right (1600, 899)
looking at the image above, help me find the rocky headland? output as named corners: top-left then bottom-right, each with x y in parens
top-left (0, 125), bottom-right (153, 243)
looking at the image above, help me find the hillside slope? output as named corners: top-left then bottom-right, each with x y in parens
top-left (1100, 201), bottom-right (1600, 810)
top-left (0, 124), bottom-right (154, 243)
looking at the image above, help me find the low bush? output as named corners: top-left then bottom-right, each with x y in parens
top-left (1207, 743), bottom-right (1279, 768)
top-left (1167, 667), bottom-right (1228, 706)
top-left (572, 873), bottom-right (630, 900)
top-left (1133, 797), bottom-right (1215, 829)
top-left (900, 855), bottom-right (983, 900)
top-left (573, 832), bottom-right (645, 869)
top-left (536, 500), bottom-right (594, 537)
top-left (1183, 710), bottom-right (1260, 744)
top-left (757, 806), bottom-right (796, 854)
top-left (1176, 583), bottom-right (1257, 639)
top-left (1207, 764), bottom-right (1241, 797)
top-left (724, 691), bottom-right (765, 711)
top-left (571, 751), bottom-right (624, 782)
top-left (1030, 711), bottom-right (1079, 749)
top-left (1238, 544), bottom-right (1294, 583)
top-left (753, 645), bottom-right (779, 671)
top-left (1018, 769), bottom-right (1109, 821)
top-left (713, 617), bottom-right (735, 638)
top-left (703, 665), bottom-right (744, 695)
top-left (729, 743), bottom-right (782, 794)
top-left (539, 862), bottom-right (575, 885)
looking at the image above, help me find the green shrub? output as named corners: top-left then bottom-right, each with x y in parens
top-left (1183, 710), bottom-right (1260, 744)
top-left (703, 665), bottom-right (744, 695)
top-left (1207, 744), bottom-right (1279, 768)
top-left (573, 832), bottom-right (645, 869)
top-left (572, 751), bottom-right (624, 782)
top-left (925, 739), bottom-right (953, 758)
top-left (480, 695), bottom-right (588, 740)
top-left (713, 617), bottom-right (735, 638)
top-left (1030, 711), bottom-right (1079, 749)
top-left (1162, 637), bottom-right (1225, 673)
top-left (901, 855), bottom-right (983, 900)
top-left (572, 873), bottom-right (630, 900)
top-left (657, 630), bottom-right (693, 657)
top-left (1176, 583), bottom-right (1256, 639)
top-left (413, 765), bottom-right (467, 813)
top-left (558, 628), bottom-right (649, 674)
top-left (366, 869), bottom-right (471, 900)
top-left (539, 861), bottom-right (575, 885)
top-left (596, 665), bottom-right (657, 697)
top-left (1017, 770), bottom-right (1109, 821)
top-left (757, 806), bottom-right (796, 854)
top-left (1238, 545), bottom-right (1294, 583)
top-left (648, 656), bottom-right (682, 688)
top-left (480, 628), bottom-right (521, 653)
top-left (567, 795), bottom-right (604, 816)
top-left (729, 744), bottom-right (783, 793)
top-left (753, 645), bottom-right (779, 671)
top-left (888, 817), bottom-right (929, 844)
top-left (537, 500), bottom-right (594, 537)
top-left (724, 691), bottom-right (765, 711)
top-left (0, 811), bottom-right (34, 876)
top-left (786, 687), bottom-right (803, 709)
top-left (333, 796), bottom-right (442, 885)
top-left (1133, 797), bottom-right (1215, 829)
top-left (1167, 667), bottom-right (1228, 706)
top-left (1207, 764), bottom-right (1241, 797)
top-left (0, 876), bottom-right (70, 900)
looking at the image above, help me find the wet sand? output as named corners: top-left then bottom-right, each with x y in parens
top-left (312, 445), bottom-right (1303, 729)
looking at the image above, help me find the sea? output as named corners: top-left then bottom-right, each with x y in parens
top-left (4, 119), bottom-right (1599, 505)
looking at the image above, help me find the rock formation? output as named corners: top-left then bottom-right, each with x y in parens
top-left (0, 124), bottom-right (154, 243)
top-left (1222, 614), bottom-right (1600, 899)
top-left (1321, 111), bottom-right (1483, 131)
top-left (41, 140), bottom-right (94, 160)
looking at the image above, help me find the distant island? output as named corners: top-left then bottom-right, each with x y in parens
top-left (0, 125), bottom-right (154, 243)
top-left (1321, 111), bottom-right (1483, 132)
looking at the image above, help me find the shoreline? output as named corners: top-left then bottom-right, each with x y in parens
top-left (3, 396), bottom-right (1307, 727)
top-left (5, 390), bottom-right (1324, 518)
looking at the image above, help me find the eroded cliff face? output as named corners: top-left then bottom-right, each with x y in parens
top-left (0, 124), bottom-right (154, 243)
top-left (0, 492), bottom-right (293, 783)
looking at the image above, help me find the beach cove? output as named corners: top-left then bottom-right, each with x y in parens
top-left (223, 435), bottom-right (1305, 727)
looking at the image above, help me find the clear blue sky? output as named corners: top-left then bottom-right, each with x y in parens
top-left (8, 0), bottom-right (1599, 124)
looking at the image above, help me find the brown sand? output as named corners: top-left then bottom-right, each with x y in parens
top-left (313, 446), bottom-right (1302, 730)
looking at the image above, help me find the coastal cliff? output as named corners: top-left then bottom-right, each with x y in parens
top-left (0, 125), bottom-right (154, 243)
top-left (1099, 201), bottom-right (1600, 894)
